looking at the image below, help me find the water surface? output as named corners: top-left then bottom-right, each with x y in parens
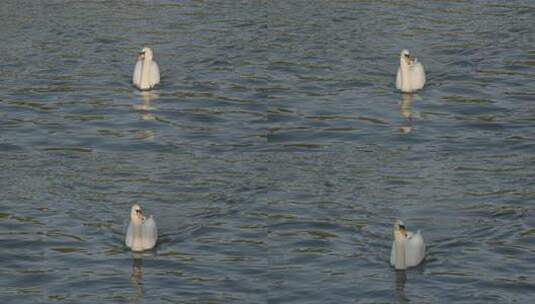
top-left (1, 0), bottom-right (535, 303)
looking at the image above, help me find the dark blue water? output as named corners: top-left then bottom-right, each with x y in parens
top-left (1, 1), bottom-right (535, 303)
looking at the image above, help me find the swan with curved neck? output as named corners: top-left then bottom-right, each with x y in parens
top-left (133, 47), bottom-right (160, 90)
top-left (125, 203), bottom-right (158, 251)
top-left (395, 49), bottom-right (426, 93)
top-left (390, 220), bottom-right (425, 270)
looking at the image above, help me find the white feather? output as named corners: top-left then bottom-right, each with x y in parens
top-left (133, 60), bottom-right (142, 87)
top-left (404, 230), bottom-right (425, 267)
top-left (410, 62), bottom-right (426, 91)
top-left (125, 221), bottom-right (134, 248)
top-left (141, 216), bottom-right (158, 249)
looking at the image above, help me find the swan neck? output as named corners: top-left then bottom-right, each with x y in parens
top-left (400, 60), bottom-right (410, 92)
top-left (131, 215), bottom-right (142, 224)
top-left (141, 58), bottom-right (152, 88)
top-left (394, 237), bottom-right (406, 270)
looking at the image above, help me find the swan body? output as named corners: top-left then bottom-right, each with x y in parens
top-left (396, 49), bottom-right (425, 93)
top-left (390, 220), bottom-right (425, 270)
top-left (126, 203), bottom-right (158, 251)
top-left (133, 47), bottom-right (160, 90)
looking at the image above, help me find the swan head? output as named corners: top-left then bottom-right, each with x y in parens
top-left (400, 49), bottom-right (414, 66)
top-left (394, 220), bottom-right (407, 239)
top-left (130, 203), bottom-right (143, 223)
top-left (138, 47), bottom-right (154, 61)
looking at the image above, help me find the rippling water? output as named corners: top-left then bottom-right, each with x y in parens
top-left (1, 1), bottom-right (535, 303)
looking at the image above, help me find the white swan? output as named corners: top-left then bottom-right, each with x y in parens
top-left (133, 47), bottom-right (160, 90)
top-left (126, 203), bottom-right (158, 251)
top-left (396, 49), bottom-right (426, 93)
top-left (390, 220), bottom-right (425, 270)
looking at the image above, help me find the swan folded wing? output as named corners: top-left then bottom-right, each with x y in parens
top-left (150, 61), bottom-right (160, 87)
top-left (395, 67), bottom-right (402, 90)
top-left (390, 240), bottom-right (397, 266)
top-left (133, 61), bottom-right (143, 87)
top-left (125, 221), bottom-right (134, 248)
top-left (409, 62), bottom-right (426, 91)
top-left (405, 230), bottom-right (425, 267)
top-left (141, 216), bottom-right (158, 249)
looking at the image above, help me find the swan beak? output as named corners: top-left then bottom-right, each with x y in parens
top-left (138, 52), bottom-right (145, 60)
top-left (135, 209), bottom-right (143, 218)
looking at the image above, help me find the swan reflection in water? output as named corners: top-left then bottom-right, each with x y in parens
top-left (399, 93), bottom-right (413, 134)
top-left (131, 256), bottom-right (144, 303)
top-left (132, 91), bottom-right (158, 140)
top-left (393, 261), bottom-right (427, 304)
top-left (133, 91), bottom-right (158, 122)
top-left (394, 270), bottom-right (408, 304)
